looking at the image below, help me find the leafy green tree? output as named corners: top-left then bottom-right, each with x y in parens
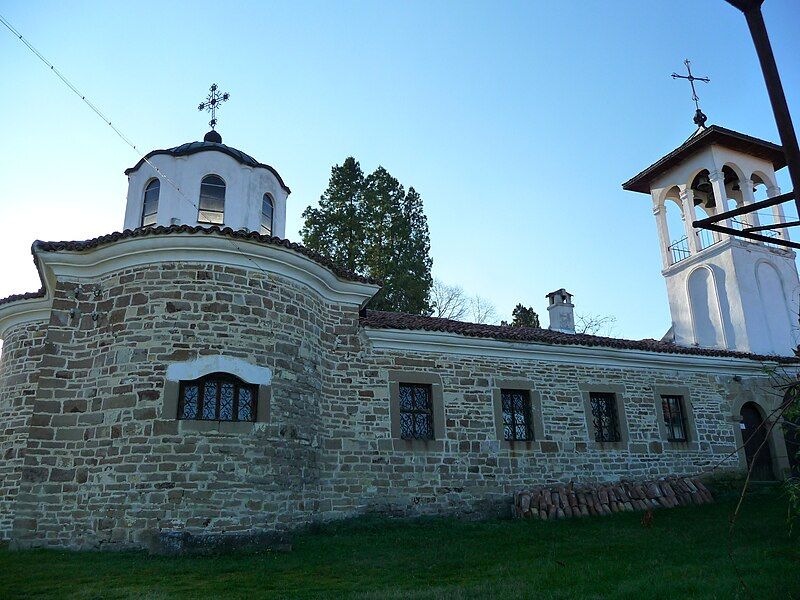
top-left (300, 157), bottom-right (365, 274)
top-left (510, 303), bottom-right (540, 328)
top-left (301, 159), bottom-right (433, 314)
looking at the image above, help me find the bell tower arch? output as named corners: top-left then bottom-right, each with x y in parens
top-left (623, 125), bottom-right (800, 356)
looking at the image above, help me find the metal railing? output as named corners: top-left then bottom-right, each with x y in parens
top-left (732, 218), bottom-right (782, 247)
top-left (668, 236), bottom-right (690, 264)
top-left (697, 228), bottom-right (721, 250)
top-left (668, 219), bottom-right (786, 266)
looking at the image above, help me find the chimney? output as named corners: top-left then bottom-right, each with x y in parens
top-left (546, 288), bottom-right (575, 334)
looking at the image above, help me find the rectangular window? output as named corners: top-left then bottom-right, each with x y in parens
top-left (398, 383), bottom-right (434, 440)
top-left (661, 395), bottom-right (688, 442)
top-left (501, 389), bottom-right (533, 441)
top-left (589, 392), bottom-right (620, 443)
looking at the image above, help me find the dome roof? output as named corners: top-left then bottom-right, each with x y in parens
top-left (124, 139), bottom-right (291, 194)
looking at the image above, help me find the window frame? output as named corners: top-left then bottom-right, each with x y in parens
top-left (653, 385), bottom-right (698, 450)
top-left (661, 394), bottom-right (688, 442)
top-left (386, 371), bottom-right (445, 452)
top-left (492, 380), bottom-right (547, 451)
top-left (177, 372), bottom-right (258, 423)
top-left (501, 388), bottom-right (534, 442)
top-left (197, 174), bottom-right (226, 225)
top-left (579, 383), bottom-right (629, 450)
top-left (589, 392), bottom-right (621, 443)
top-left (260, 193), bottom-right (275, 236)
top-left (141, 178), bottom-right (160, 227)
top-left (398, 383), bottom-right (434, 440)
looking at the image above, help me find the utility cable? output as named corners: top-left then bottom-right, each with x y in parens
top-left (0, 13), bottom-right (291, 284)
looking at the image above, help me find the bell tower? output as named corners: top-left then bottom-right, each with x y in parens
top-left (623, 125), bottom-right (800, 357)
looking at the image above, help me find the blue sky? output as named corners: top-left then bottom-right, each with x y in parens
top-left (1, 0), bottom-right (798, 340)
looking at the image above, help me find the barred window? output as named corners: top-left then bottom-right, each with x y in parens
top-left (141, 179), bottom-right (160, 227)
top-left (198, 174), bottom-right (226, 224)
top-left (590, 392), bottom-right (620, 443)
top-left (398, 383), bottom-right (434, 440)
top-left (178, 372), bottom-right (257, 422)
top-left (661, 395), bottom-right (688, 442)
top-left (261, 193), bottom-right (274, 236)
top-left (501, 389), bottom-right (533, 441)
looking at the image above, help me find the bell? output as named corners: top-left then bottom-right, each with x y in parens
top-left (694, 174), bottom-right (712, 194)
top-left (692, 173), bottom-right (715, 208)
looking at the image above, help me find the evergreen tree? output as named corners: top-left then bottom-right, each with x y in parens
top-left (300, 159), bottom-right (433, 314)
top-left (300, 157), bottom-right (365, 274)
top-left (510, 304), bottom-right (540, 328)
top-left (362, 169), bottom-right (432, 313)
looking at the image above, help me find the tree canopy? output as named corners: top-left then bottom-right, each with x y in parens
top-left (301, 158), bottom-right (433, 314)
top-left (509, 304), bottom-right (540, 328)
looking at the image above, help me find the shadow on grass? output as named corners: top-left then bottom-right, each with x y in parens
top-left (1, 496), bottom-right (798, 599)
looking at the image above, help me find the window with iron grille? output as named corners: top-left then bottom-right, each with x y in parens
top-left (589, 392), bottom-right (620, 443)
top-left (178, 372), bottom-right (257, 422)
top-left (501, 389), bottom-right (533, 441)
top-left (661, 395), bottom-right (688, 442)
top-left (398, 383), bottom-right (434, 440)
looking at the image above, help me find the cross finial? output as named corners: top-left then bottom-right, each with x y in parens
top-left (198, 83), bottom-right (230, 131)
top-left (671, 59), bottom-right (711, 128)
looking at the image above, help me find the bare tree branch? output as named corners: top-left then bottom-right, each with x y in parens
top-left (470, 295), bottom-right (498, 325)
top-left (574, 313), bottom-right (617, 336)
top-left (429, 279), bottom-right (469, 320)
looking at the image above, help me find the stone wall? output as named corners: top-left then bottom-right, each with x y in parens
top-left (10, 262), bottom-right (358, 550)
top-left (0, 256), bottom-right (774, 550)
top-left (0, 321), bottom-right (47, 539)
top-left (315, 347), bottom-right (748, 521)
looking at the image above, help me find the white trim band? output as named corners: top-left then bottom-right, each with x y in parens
top-left (363, 328), bottom-right (790, 375)
top-left (166, 355), bottom-right (272, 384)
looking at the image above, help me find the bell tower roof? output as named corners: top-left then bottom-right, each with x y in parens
top-left (622, 125), bottom-right (785, 194)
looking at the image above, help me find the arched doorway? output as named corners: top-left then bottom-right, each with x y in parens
top-left (781, 385), bottom-right (800, 477)
top-left (740, 402), bottom-right (775, 480)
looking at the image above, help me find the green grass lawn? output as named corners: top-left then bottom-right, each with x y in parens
top-left (1, 492), bottom-right (798, 600)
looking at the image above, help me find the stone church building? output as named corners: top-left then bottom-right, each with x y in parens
top-left (0, 122), bottom-right (798, 551)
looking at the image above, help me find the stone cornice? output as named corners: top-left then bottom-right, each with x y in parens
top-left (363, 328), bottom-right (791, 375)
top-left (0, 294), bottom-right (51, 338)
top-left (33, 233), bottom-right (380, 308)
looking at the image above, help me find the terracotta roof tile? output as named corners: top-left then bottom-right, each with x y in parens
top-left (0, 226), bottom-right (380, 308)
top-left (622, 125), bottom-right (785, 194)
top-left (0, 289), bottom-right (46, 307)
top-left (360, 310), bottom-right (799, 364)
top-left (31, 225), bottom-right (379, 285)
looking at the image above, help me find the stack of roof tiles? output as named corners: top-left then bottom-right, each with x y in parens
top-left (513, 477), bottom-right (714, 520)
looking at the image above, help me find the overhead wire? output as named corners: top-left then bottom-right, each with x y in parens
top-left (0, 13), bottom-right (285, 283)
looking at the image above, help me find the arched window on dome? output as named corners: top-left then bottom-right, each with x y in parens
top-left (198, 174), bottom-right (226, 224)
top-left (141, 179), bottom-right (160, 227)
top-left (261, 193), bottom-right (274, 236)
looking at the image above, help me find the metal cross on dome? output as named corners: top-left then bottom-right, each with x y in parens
top-left (671, 59), bottom-right (711, 127)
top-left (197, 83), bottom-right (230, 130)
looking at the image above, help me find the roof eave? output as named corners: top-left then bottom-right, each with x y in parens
top-left (124, 145), bottom-right (291, 194)
top-left (621, 125), bottom-right (785, 195)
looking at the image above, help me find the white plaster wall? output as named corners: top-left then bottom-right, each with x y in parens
top-left (124, 150), bottom-right (288, 238)
top-left (664, 239), bottom-right (799, 356)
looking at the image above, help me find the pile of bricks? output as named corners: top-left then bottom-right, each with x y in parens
top-left (513, 477), bottom-right (714, 520)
